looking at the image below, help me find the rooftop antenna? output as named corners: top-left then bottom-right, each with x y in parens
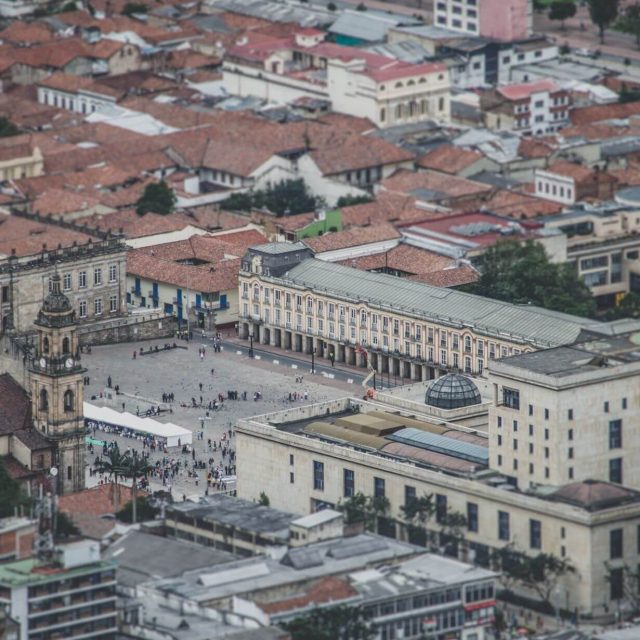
top-left (33, 467), bottom-right (58, 566)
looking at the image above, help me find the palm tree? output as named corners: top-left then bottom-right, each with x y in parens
top-left (122, 451), bottom-right (152, 524)
top-left (95, 448), bottom-right (129, 512)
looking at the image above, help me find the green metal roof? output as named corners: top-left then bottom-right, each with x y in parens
top-left (281, 259), bottom-right (601, 348)
top-left (0, 558), bottom-right (115, 588)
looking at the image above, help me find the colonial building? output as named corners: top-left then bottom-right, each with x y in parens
top-left (0, 215), bottom-right (127, 334)
top-left (237, 244), bottom-right (603, 381)
top-left (0, 273), bottom-right (86, 495)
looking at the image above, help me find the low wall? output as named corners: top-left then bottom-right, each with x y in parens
top-left (78, 314), bottom-right (179, 346)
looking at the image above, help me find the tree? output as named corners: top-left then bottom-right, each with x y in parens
top-left (220, 179), bottom-right (322, 216)
top-left (356, 2), bottom-right (367, 10)
top-left (605, 562), bottom-right (640, 616)
top-left (135, 181), bottom-right (176, 216)
top-left (607, 292), bottom-right (640, 319)
top-left (258, 491), bottom-right (270, 506)
top-left (121, 451), bottom-right (152, 524)
top-left (56, 511), bottom-right (80, 537)
top-left (0, 117), bottom-right (20, 138)
top-left (616, 2), bottom-right (640, 48)
top-left (117, 497), bottom-right (159, 523)
top-left (327, 2), bottom-right (337, 10)
top-left (0, 458), bottom-right (29, 517)
top-left (95, 447), bottom-right (129, 512)
top-left (548, 1), bottom-right (576, 30)
top-left (283, 605), bottom-right (374, 640)
top-left (493, 545), bottom-right (575, 606)
top-left (122, 1), bottom-right (148, 14)
top-left (400, 493), bottom-right (435, 547)
top-left (336, 194), bottom-right (374, 207)
top-left (462, 239), bottom-right (596, 318)
top-left (588, 0), bottom-right (619, 43)
top-left (337, 492), bottom-right (389, 532)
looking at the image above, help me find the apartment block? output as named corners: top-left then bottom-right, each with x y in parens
top-left (0, 541), bottom-right (117, 640)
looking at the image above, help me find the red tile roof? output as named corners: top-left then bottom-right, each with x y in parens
top-left (417, 145), bottom-right (483, 174)
top-left (570, 101), bottom-right (640, 125)
top-left (0, 374), bottom-right (31, 437)
top-left (58, 483), bottom-right (143, 516)
top-left (303, 223), bottom-right (400, 253)
top-left (497, 79), bottom-right (559, 101)
top-left (381, 169), bottom-right (492, 200)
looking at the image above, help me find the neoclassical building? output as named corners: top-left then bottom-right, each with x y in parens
top-left (238, 243), bottom-right (604, 381)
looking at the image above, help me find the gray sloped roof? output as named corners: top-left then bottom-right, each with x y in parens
top-left (328, 11), bottom-right (406, 42)
top-left (281, 259), bottom-right (601, 348)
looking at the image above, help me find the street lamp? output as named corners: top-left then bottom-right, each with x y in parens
top-left (249, 332), bottom-right (254, 359)
top-left (311, 347), bottom-right (316, 374)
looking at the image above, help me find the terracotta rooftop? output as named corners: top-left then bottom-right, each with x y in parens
top-left (0, 214), bottom-right (95, 258)
top-left (552, 480), bottom-right (640, 512)
top-left (497, 79), bottom-right (559, 101)
top-left (381, 169), bottom-right (492, 200)
top-left (259, 576), bottom-right (358, 615)
top-left (570, 100), bottom-right (640, 125)
top-left (0, 374), bottom-right (31, 437)
top-left (58, 483), bottom-right (143, 517)
top-left (303, 222), bottom-right (400, 253)
top-left (408, 264), bottom-right (478, 287)
top-left (0, 20), bottom-right (55, 45)
top-left (417, 145), bottom-right (483, 174)
top-left (32, 188), bottom-right (105, 217)
top-left (456, 189), bottom-right (563, 220)
top-left (544, 161), bottom-right (616, 184)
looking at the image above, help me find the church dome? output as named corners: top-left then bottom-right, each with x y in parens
top-left (425, 373), bottom-right (481, 410)
top-left (36, 274), bottom-right (76, 327)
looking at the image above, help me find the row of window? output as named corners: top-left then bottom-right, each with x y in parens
top-left (536, 180), bottom-right (574, 200)
top-left (495, 454), bottom-right (623, 484)
top-left (51, 265), bottom-right (118, 292)
top-left (78, 296), bottom-right (119, 318)
top-left (501, 389), bottom-right (629, 418)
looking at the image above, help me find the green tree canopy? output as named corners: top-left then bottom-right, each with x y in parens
top-left (135, 181), bottom-right (176, 216)
top-left (0, 458), bottom-right (29, 517)
top-left (283, 605), bottom-right (373, 640)
top-left (548, 1), bottom-right (576, 29)
top-left (120, 451), bottom-right (152, 524)
top-left (606, 291), bottom-right (640, 319)
top-left (221, 179), bottom-right (322, 216)
top-left (116, 497), bottom-right (159, 523)
top-left (122, 1), bottom-right (148, 15)
top-left (462, 239), bottom-right (596, 318)
top-left (337, 492), bottom-right (389, 532)
top-left (588, 0), bottom-right (619, 43)
top-left (0, 117), bottom-right (21, 138)
top-left (336, 194), bottom-right (374, 207)
top-left (95, 447), bottom-right (129, 511)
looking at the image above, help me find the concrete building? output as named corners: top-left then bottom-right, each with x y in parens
top-left (0, 540), bottom-right (117, 640)
top-left (488, 331), bottom-right (640, 490)
top-left (234, 366), bottom-right (640, 617)
top-left (534, 162), bottom-right (618, 206)
top-left (238, 245), bottom-right (604, 381)
top-left (0, 137), bottom-right (43, 182)
top-left (222, 30), bottom-right (451, 128)
top-left (481, 80), bottom-right (570, 137)
top-left (543, 202), bottom-right (640, 308)
top-left (434, 0), bottom-right (532, 41)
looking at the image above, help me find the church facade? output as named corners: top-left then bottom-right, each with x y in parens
top-left (0, 273), bottom-right (86, 495)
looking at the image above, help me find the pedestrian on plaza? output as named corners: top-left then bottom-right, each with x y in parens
top-left (199, 382), bottom-right (203, 391)
top-left (107, 375), bottom-right (112, 388)
top-left (133, 350), bottom-right (137, 360)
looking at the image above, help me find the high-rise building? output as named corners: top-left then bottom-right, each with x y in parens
top-left (434, 0), bottom-right (532, 41)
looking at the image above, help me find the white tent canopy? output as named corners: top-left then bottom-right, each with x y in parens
top-left (83, 402), bottom-right (192, 447)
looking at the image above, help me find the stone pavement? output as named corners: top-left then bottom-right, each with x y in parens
top-left (81, 335), bottom-right (350, 499)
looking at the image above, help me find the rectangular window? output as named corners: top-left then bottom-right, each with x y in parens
top-left (93, 268), bottom-right (102, 286)
top-left (498, 511), bottom-right (510, 541)
top-left (404, 485), bottom-right (416, 506)
top-left (108, 264), bottom-right (117, 282)
top-left (313, 460), bottom-right (324, 491)
top-left (530, 519), bottom-right (542, 550)
top-left (79, 300), bottom-right (87, 318)
top-left (63, 273), bottom-right (72, 291)
top-left (290, 472), bottom-right (294, 484)
top-left (610, 458), bottom-right (623, 484)
top-left (467, 503), bottom-right (478, 532)
top-left (610, 567), bottom-right (624, 600)
top-left (568, 428), bottom-right (573, 441)
top-left (436, 494), bottom-right (447, 524)
top-left (609, 419), bottom-right (622, 449)
top-left (343, 469), bottom-right (354, 497)
top-left (622, 398), bottom-right (628, 410)
top-left (544, 408), bottom-right (549, 420)
top-left (610, 529), bottom-right (623, 559)
top-left (289, 454), bottom-right (294, 465)
top-left (94, 298), bottom-right (102, 315)
top-left (374, 477), bottom-right (385, 499)
top-left (109, 295), bottom-right (118, 313)
top-left (529, 424), bottom-right (534, 436)
top-left (503, 388), bottom-right (520, 410)
top-left (568, 409), bottom-right (573, 420)
top-left (528, 404), bottom-right (533, 416)
top-left (604, 401), bottom-right (610, 413)
top-left (79, 271), bottom-right (87, 289)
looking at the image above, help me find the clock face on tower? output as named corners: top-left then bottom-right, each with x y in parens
top-left (39, 357), bottom-right (46, 369)
top-left (65, 358), bottom-right (74, 369)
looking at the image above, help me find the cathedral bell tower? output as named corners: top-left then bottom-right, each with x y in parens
top-left (29, 274), bottom-right (86, 494)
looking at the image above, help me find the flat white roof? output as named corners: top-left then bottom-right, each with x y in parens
top-left (291, 509), bottom-right (343, 529)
